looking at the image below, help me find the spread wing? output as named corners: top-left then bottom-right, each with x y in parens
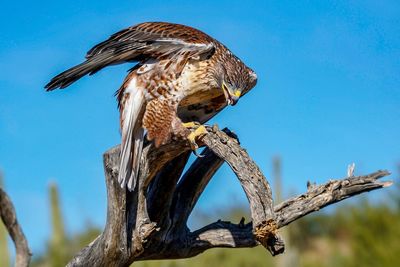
top-left (45, 22), bottom-right (215, 90)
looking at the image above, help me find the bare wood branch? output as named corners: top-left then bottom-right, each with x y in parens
top-left (199, 126), bottom-right (283, 255)
top-left (274, 170), bottom-right (392, 227)
top-left (68, 140), bottom-right (190, 266)
top-left (0, 188), bottom-right (32, 267)
top-left (171, 147), bottom-right (224, 231)
top-left (67, 146), bottom-right (128, 267)
top-left (175, 170), bottom-right (391, 258)
top-left (148, 151), bottom-right (191, 225)
top-left (67, 127), bottom-right (392, 266)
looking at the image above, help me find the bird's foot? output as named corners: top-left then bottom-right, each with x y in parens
top-left (182, 122), bottom-right (208, 157)
top-left (182, 121), bottom-right (201, 128)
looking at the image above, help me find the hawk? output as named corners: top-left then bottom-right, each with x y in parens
top-left (45, 22), bottom-right (257, 190)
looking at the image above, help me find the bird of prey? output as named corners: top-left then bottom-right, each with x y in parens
top-left (45, 22), bottom-right (257, 191)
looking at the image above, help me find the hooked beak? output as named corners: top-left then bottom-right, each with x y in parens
top-left (222, 83), bottom-right (241, 106)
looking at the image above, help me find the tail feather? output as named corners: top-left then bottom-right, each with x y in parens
top-left (117, 77), bottom-right (146, 191)
top-left (45, 53), bottom-right (115, 91)
top-left (127, 127), bottom-right (144, 189)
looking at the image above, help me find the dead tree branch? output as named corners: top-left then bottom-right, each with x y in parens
top-left (188, 170), bottom-right (391, 254)
top-left (67, 127), bottom-right (392, 266)
top-left (0, 188), bottom-right (32, 267)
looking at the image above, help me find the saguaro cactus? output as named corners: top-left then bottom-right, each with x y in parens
top-left (48, 182), bottom-right (67, 266)
top-left (272, 156), bottom-right (299, 267)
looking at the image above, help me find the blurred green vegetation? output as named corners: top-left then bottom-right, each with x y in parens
top-left (0, 219), bottom-right (10, 267)
top-left (0, 172), bottom-right (11, 267)
top-left (1, 165), bottom-right (398, 267)
top-left (31, 183), bottom-right (101, 267)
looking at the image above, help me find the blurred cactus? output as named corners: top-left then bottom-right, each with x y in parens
top-left (31, 182), bottom-right (101, 267)
top-left (272, 156), bottom-right (282, 203)
top-left (0, 171), bottom-right (11, 267)
top-left (48, 182), bottom-right (68, 267)
top-left (272, 156), bottom-right (299, 267)
top-left (49, 182), bottom-right (66, 246)
top-left (0, 220), bottom-right (10, 267)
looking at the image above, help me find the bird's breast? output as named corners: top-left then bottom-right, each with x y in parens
top-left (178, 61), bottom-right (222, 106)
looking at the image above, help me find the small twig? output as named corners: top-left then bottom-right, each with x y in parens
top-left (274, 170), bottom-right (392, 227)
top-left (0, 188), bottom-right (32, 267)
top-left (347, 163), bottom-right (356, 177)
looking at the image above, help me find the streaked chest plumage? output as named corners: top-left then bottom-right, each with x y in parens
top-left (134, 57), bottom-right (222, 106)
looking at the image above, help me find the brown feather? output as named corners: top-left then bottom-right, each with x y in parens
top-left (45, 21), bottom-right (258, 192)
top-left (143, 99), bottom-right (178, 147)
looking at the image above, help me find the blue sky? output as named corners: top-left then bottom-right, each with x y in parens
top-left (1, 0), bottom-right (399, 254)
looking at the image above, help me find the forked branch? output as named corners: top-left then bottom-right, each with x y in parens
top-left (67, 127), bottom-right (392, 266)
top-left (188, 170), bottom-right (391, 255)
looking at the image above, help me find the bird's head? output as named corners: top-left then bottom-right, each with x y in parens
top-left (217, 59), bottom-right (258, 106)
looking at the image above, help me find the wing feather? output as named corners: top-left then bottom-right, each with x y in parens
top-left (45, 22), bottom-right (215, 91)
top-left (118, 77), bottom-right (145, 191)
top-left (86, 22), bottom-right (215, 59)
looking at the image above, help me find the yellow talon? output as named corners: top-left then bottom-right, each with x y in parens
top-left (183, 123), bottom-right (208, 157)
top-left (182, 121), bottom-right (200, 128)
top-left (187, 125), bottom-right (208, 142)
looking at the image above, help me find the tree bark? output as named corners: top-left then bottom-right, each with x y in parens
top-left (0, 188), bottom-right (32, 267)
top-left (67, 126), bottom-right (392, 266)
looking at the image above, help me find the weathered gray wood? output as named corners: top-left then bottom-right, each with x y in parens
top-left (274, 170), bottom-right (392, 227)
top-left (67, 146), bottom-right (129, 267)
top-left (67, 128), bottom-right (392, 266)
top-left (148, 151), bottom-right (191, 225)
top-left (172, 145), bottom-right (224, 230)
top-left (0, 188), bottom-right (32, 267)
top-left (183, 170), bottom-right (392, 258)
top-left (199, 127), bottom-right (283, 254)
top-left (68, 138), bottom-right (191, 266)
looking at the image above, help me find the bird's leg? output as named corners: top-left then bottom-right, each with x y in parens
top-left (182, 122), bottom-right (208, 157)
